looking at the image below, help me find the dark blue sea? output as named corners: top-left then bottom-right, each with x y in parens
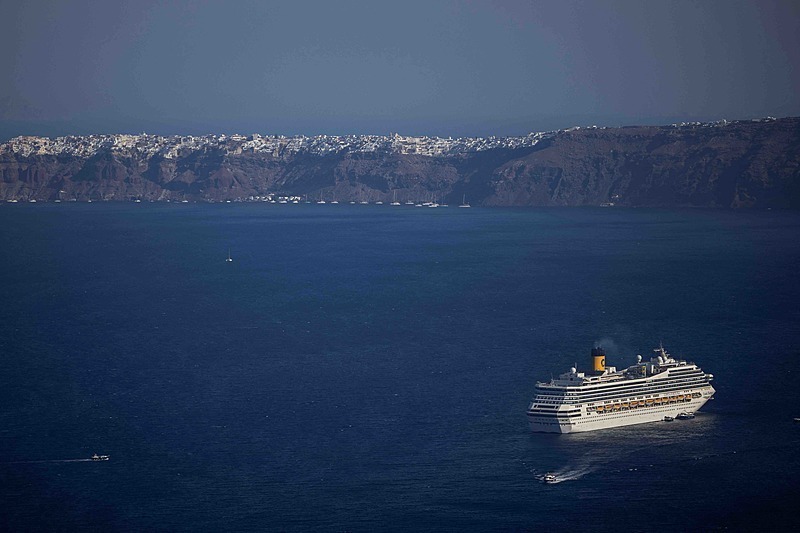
top-left (1, 203), bottom-right (799, 532)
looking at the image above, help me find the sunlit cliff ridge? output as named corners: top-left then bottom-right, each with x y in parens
top-left (2, 117), bottom-right (798, 208)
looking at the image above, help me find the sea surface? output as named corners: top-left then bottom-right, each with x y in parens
top-left (1, 203), bottom-right (799, 532)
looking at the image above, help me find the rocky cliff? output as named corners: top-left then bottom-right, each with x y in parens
top-left (2, 118), bottom-right (799, 208)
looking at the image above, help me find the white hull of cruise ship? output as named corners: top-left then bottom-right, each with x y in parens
top-left (527, 388), bottom-right (714, 433)
top-left (526, 345), bottom-right (716, 434)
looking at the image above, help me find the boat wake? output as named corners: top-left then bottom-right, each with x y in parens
top-left (549, 466), bottom-right (594, 482)
top-left (532, 465), bottom-right (595, 484)
top-left (5, 455), bottom-right (109, 465)
top-left (6, 459), bottom-right (94, 464)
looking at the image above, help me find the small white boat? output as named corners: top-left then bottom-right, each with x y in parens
top-left (663, 415), bottom-right (675, 421)
top-left (542, 473), bottom-right (557, 484)
top-left (458, 194), bottom-right (470, 208)
top-left (91, 454), bottom-right (110, 461)
top-left (676, 412), bottom-right (695, 420)
top-left (226, 249), bottom-right (233, 263)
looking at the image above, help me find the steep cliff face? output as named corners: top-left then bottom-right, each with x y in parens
top-left (487, 119), bottom-right (800, 208)
top-left (2, 118), bottom-right (799, 208)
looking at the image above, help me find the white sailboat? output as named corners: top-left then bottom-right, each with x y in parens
top-left (226, 249), bottom-right (233, 262)
top-left (458, 194), bottom-right (471, 208)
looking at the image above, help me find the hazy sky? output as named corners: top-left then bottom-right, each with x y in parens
top-left (1, 0), bottom-right (798, 139)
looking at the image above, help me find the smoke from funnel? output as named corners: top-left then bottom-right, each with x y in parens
top-left (594, 337), bottom-right (619, 355)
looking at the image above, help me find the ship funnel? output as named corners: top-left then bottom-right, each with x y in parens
top-left (591, 347), bottom-right (606, 374)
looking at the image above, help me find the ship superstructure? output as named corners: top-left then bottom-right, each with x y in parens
top-left (527, 345), bottom-right (715, 433)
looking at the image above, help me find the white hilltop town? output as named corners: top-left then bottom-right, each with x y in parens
top-left (0, 118), bottom-right (774, 160)
top-left (1, 131), bottom-right (554, 159)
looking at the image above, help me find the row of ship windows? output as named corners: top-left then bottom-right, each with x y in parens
top-left (529, 392), bottom-right (701, 418)
top-left (573, 381), bottom-right (707, 402)
top-left (586, 394), bottom-right (699, 414)
top-left (538, 373), bottom-right (706, 396)
top-left (530, 393), bottom-right (699, 413)
top-left (533, 385), bottom-right (706, 405)
top-left (536, 379), bottom-right (707, 403)
top-left (536, 380), bottom-right (708, 401)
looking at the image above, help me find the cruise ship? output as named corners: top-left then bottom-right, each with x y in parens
top-left (527, 345), bottom-right (715, 433)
